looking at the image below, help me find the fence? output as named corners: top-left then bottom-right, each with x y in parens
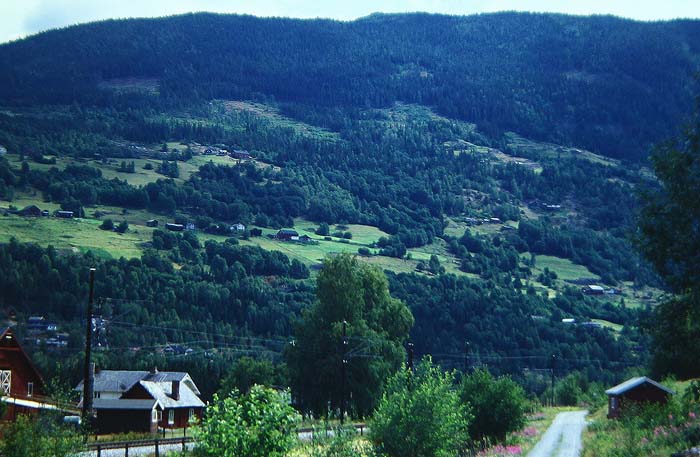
top-left (87, 437), bottom-right (193, 457)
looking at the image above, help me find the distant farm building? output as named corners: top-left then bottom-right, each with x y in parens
top-left (56, 210), bottom-right (74, 218)
top-left (582, 285), bottom-right (605, 295)
top-left (165, 223), bottom-right (184, 232)
top-left (146, 219), bottom-right (159, 227)
top-left (276, 229), bottom-right (299, 241)
top-left (230, 223), bottom-right (246, 232)
top-left (605, 377), bottom-right (674, 419)
top-left (230, 149), bottom-right (252, 160)
top-left (18, 205), bottom-right (42, 217)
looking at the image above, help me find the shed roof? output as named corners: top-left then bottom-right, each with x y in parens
top-left (605, 376), bottom-right (675, 396)
top-left (93, 399), bottom-right (157, 410)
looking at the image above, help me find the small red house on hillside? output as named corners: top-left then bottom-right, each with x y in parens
top-left (605, 376), bottom-right (675, 419)
top-left (0, 327), bottom-right (56, 421)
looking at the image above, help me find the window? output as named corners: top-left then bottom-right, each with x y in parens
top-left (168, 409), bottom-right (175, 425)
top-left (93, 392), bottom-right (101, 399)
top-left (0, 370), bottom-right (10, 395)
top-left (27, 382), bottom-right (33, 397)
top-left (188, 408), bottom-right (195, 422)
top-left (152, 409), bottom-right (158, 423)
top-left (157, 410), bottom-right (163, 422)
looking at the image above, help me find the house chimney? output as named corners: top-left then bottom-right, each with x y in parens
top-left (171, 380), bottom-right (180, 401)
top-left (150, 366), bottom-right (158, 375)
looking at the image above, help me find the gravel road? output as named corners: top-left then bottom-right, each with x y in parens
top-left (527, 410), bottom-right (588, 457)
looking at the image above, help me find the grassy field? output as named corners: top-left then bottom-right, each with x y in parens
top-left (0, 214), bottom-right (152, 258)
top-left (528, 254), bottom-right (600, 282)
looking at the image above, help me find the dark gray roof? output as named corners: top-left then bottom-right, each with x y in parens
top-left (74, 370), bottom-right (189, 393)
top-left (605, 376), bottom-right (675, 396)
top-left (93, 399), bottom-right (156, 410)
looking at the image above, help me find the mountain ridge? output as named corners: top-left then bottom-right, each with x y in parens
top-left (2, 11), bottom-right (699, 160)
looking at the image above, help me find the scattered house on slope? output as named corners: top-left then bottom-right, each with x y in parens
top-left (146, 219), bottom-right (159, 227)
top-left (18, 205), bottom-right (42, 217)
top-left (582, 285), bottom-right (605, 296)
top-left (75, 368), bottom-right (205, 434)
top-left (230, 149), bottom-right (252, 160)
top-left (276, 229), bottom-right (299, 241)
top-left (230, 223), bottom-right (246, 232)
top-left (165, 223), bottom-right (184, 232)
top-left (55, 210), bottom-right (74, 219)
top-left (605, 376), bottom-right (675, 419)
top-left (0, 327), bottom-right (60, 421)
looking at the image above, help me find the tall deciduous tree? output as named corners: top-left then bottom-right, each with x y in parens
top-left (637, 111), bottom-right (700, 377)
top-left (286, 253), bottom-right (413, 417)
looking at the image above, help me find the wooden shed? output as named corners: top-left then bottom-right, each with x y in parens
top-left (605, 376), bottom-right (675, 419)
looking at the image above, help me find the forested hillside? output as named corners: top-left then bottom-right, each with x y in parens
top-left (0, 11), bottom-right (685, 408)
top-left (1, 12), bottom-right (699, 160)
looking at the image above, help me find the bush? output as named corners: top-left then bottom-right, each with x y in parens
top-left (370, 359), bottom-right (471, 456)
top-left (461, 368), bottom-right (528, 442)
top-left (193, 385), bottom-right (300, 457)
top-left (1, 415), bottom-right (82, 457)
top-left (99, 219), bottom-right (114, 231)
top-left (115, 220), bottom-right (129, 233)
top-left (316, 222), bottom-right (330, 236)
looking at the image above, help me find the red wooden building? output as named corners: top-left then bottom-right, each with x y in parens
top-left (0, 327), bottom-right (60, 421)
top-left (605, 376), bottom-right (675, 418)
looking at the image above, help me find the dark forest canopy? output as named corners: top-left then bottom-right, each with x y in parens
top-left (1, 12), bottom-right (699, 160)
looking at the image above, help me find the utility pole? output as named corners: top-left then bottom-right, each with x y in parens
top-left (340, 320), bottom-right (347, 425)
top-left (464, 341), bottom-right (471, 373)
top-left (82, 268), bottom-right (96, 427)
top-left (551, 354), bottom-right (556, 407)
top-left (407, 342), bottom-right (414, 391)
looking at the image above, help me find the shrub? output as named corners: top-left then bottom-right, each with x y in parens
top-left (370, 359), bottom-right (471, 457)
top-left (193, 385), bottom-right (300, 457)
top-left (461, 368), bottom-right (528, 442)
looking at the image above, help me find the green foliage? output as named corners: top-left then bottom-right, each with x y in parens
top-left (304, 427), bottom-right (376, 457)
top-left (369, 359), bottom-right (471, 457)
top-left (0, 414), bottom-right (83, 457)
top-left (99, 218), bottom-right (114, 231)
top-left (461, 368), bottom-right (528, 442)
top-left (115, 220), bottom-right (129, 233)
top-left (218, 356), bottom-right (286, 395)
top-left (286, 253), bottom-right (413, 417)
top-left (192, 385), bottom-right (300, 457)
top-left (637, 111), bottom-right (700, 378)
top-left (316, 222), bottom-right (330, 236)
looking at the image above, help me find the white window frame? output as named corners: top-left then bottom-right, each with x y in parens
top-left (152, 409), bottom-right (158, 423)
top-left (188, 408), bottom-right (194, 422)
top-left (168, 409), bottom-right (175, 425)
top-left (27, 382), bottom-right (33, 397)
top-left (0, 370), bottom-right (11, 395)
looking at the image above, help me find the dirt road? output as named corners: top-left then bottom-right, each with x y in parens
top-left (527, 410), bottom-right (588, 457)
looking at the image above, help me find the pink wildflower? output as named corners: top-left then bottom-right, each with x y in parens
top-left (690, 412), bottom-right (697, 419)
